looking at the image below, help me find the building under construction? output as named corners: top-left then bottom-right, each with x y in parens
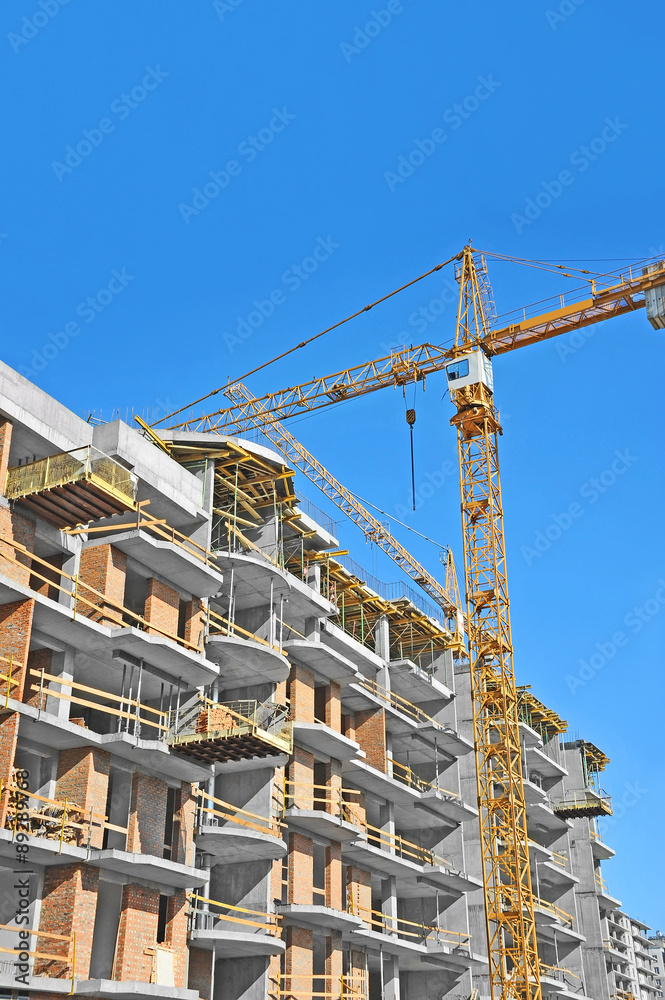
top-left (0, 360), bottom-right (657, 1000)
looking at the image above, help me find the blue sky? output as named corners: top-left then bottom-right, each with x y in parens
top-left (1, 0), bottom-right (663, 924)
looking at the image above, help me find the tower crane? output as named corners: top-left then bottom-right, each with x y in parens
top-left (157, 249), bottom-right (665, 1000)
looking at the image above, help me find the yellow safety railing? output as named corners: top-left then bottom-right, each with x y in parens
top-left (534, 897), bottom-right (574, 927)
top-left (283, 781), bottom-right (363, 825)
top-left (0, 538), bottom-right (203, 652)
top-left (0, 924), bottom-right (77, 991)
top-left (206, 607), bottom-right (285, 655)
top-left (0, 653), bottom-right (22, 709)
top-left (189, 893), bottom-right (281, 934)
top-left (540, 963), bottom-right (580, 982)
top-left (550, 850), bottom-right (569, 868)
top-left (194, 786), bottom-right (284, 838)
top-left (595, 872), bottom-right (611, 892)
top-left (551, 787), bottom-right (613, 815)
top-left (0, 780), bottom-right (127, 853)
top-left (356, 677), bottom-right (444, 730)
top-left (347, 898), bottom-right (470, 947)
top-left (276, 973), bottom-right (367, 1000)
top-left (386, 754), bottom-right (460, 799)
top-left (28, 666), bottom-right (169, 734)
top-left (66, 503), bottom-right (219, 569)
top-left (364, 820), bottom-right (450, 869)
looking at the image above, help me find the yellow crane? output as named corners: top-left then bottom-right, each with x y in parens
top-left (159, 249), bottom-right (665, 1000)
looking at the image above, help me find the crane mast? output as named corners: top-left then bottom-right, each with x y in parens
top-left (450, 248), bottom-right (540, 1000)
top-left (159, 247), bottom-right (665, 1000)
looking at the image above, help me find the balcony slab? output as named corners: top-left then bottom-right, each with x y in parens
top-left (195, 824), bottom-right (287, 864)
top-left (292, 721), bottom-right (360, 761)
top-left (277, 904), bottom-right (364, 934)
top-left (283, 639), bottom-right (358, 683)
top-left (284, 808), bottom-right (361, 842)
top-left (206, 633), bottom-right (289, 686)
top-left (389, 660), bottom-right (453, 704)
top-left (86, 530), bottom-right (224, 599)
top-left (189, 927), bottom-right (284, 957)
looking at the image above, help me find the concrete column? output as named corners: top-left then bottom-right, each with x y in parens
top-left (373, 615), bottom-right (390, 687)
top-left (381, 875), bottom-right (398, 937)
top-left (379, 801), bottom-right (395, 854)
top-left (304, 616), bottom-right (320, 641)
top-left (382, 953), bottom-right (400, 1000)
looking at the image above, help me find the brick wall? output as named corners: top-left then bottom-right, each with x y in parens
top-left (0, 509), bottom-right (36, 587)
top-left (55, 748), bottom-right (110, 849)
top-left (79, 544), bottom-right (126, 626)
top-left (188, 946), bottom-right (212, 1000)
top-left (346, 866), bottom-right (371, 920)
top-left (173, 781), bottom-right (196, 867)
top-left (284, 925), bottom-right (313, 994)
top-left (37, 864), bottom-right (99, 979)
top-left (22, 647), bottom-right (52, 708)
top-left (288, 831), bottom-right (313, 906)
top-left (144, 578), bottom-right (179, 638)
top-left (288, 746), bottom-right (314, 809)
top-left (0, 714), bottom-right (19, 827)
top-left (166, 890), bottom-right (189, 987)
top-left (326, 931), bottom-right (343, 997)
top-left (324, 682), bottom-right (342, 732)
top-left (113, 884), bottom-right (160, 981)
top-left (183, 597), bottom-right (204, 648)
top-left (290, 662), bottom-right (314, 723)
top-left (127, 771), bottom-right (168, 857)
top-left (0, 598), bottom-right (35, 703)
top-left (323, 759), bottom-right (342, 817)
top-left (325, 842), bottom-right (342, 910)
top-left (354, 707), bottom-right (386, 772)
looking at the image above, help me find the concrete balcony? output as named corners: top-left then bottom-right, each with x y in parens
top-left (292, 720), bottom-right (360, 761)
top-left (527, 800), bottom-right (571, 838)
top-left (83, 524), bottom-right (224, 599)
top-left (595, 874), bottom-right (622, 909)
top-left (343, 758), bottom-right (475, 829)
top-left (283, 806), bottom-right (361, 842)
top-left (196, 824), bottom-right (287, 864)
top-left (523, 778), bottom-right (549, 806)
top-left (320, 620), bottom-right (386, 673)
top-left (0, 569), bottom-right (218, 688)
top-left (189, 899), bottom-right (284, 957)
top-left (11, 699), bottom-right (211, 783)
top-left (282, 637), bottom-right (358, 683)
top-left (0, 829), bottom-right (205, 887)
top-left (206, 625), bottom-right (289, 686)
top-left (0, 974), bottom-right (198, 1000)
top-left (277, 903), bottom-right (364, 934)
top-left (388, 659), bottom-right (454, 705)
top-left (526, 744), bottom-right (568, 779)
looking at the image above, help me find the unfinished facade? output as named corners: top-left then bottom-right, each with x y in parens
top-left (0, 361), bottom-right (650, 1000)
